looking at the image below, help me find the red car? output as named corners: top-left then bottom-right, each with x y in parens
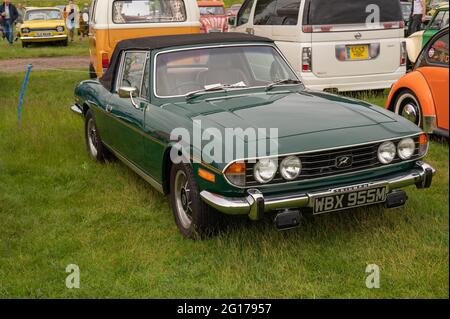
top-left (198, 1), bottom-right (228, 33)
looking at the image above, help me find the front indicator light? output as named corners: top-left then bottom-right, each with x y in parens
top-left (418, 133), bottom-right (429, 157)
top-left (198, 168), bottom-right (215, 183)
top-left (224, 162), bottom-right (246, 187)
top-left (397, 138), bottom-right (415, 160)
top-left (378, 141), bottom-right (396, 164)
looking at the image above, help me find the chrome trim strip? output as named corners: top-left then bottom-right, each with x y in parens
top-left (21, 35), bottom-right (67, 40)
top-left (222, 133), bottom-right (426, 189)
top-left (152, 43), bottom-right (301, 99)
top-left (103, 142), bottom-right (164, 194)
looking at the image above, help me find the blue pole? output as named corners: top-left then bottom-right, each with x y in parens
top-left (17, 64), bottom-right (33, 125)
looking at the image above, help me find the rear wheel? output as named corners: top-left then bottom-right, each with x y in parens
top-left (169, 163), bottom-right (222, 239)
top-left (393, 89), bottom-right (422, 128)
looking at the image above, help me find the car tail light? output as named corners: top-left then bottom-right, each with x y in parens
top-left (302, 47), bottom-right (312, 72)
top-left (101, 53), bottom-right (109, 70)
top-left (302, 25), bottom-right (313, 33)
top-left (399, 21), bottom-right (405, 29)
top-left (224, 162), bottom-right (246, 187)
top-left (400, 41), bottom-right (407, 66)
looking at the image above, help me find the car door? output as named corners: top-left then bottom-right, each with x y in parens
top-left (418, 31), bottom-right (449, 131)
top-left (233, 0), bottom-right (256, 34)
top-left (107, 50), bottom-right (150, 169)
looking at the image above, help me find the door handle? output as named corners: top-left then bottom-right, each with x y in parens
top-left (106, 104), bottom-right (113, 113)
top-left (246, 27), bottom-right (254, 35)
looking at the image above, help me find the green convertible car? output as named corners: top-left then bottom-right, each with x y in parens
top-left (71, 33), bottom-right (435, 239)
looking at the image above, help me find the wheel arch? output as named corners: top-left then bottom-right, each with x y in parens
top-left (387, 71), bottom-right (436, 117)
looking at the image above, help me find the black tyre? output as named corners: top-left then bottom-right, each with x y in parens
top-left (84, 109), bottom-right (110, 162)
top-left (169, 163), bottom-right (222, 239)
top-left (393, 89), bottom-right (422, 128)
top-left (22, 41), bottom-right (28, 48)
top-left (62, 39), bottom-right (68, 47)
top-left (89, 63), bottom-right (97, 79)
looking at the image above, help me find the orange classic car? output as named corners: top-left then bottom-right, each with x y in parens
top-left (386, 27), bottom-right (449, 138)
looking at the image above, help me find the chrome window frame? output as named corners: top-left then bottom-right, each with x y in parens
top-left (115, 50), bottom-right (149, 99)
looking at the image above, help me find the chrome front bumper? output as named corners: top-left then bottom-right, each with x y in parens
top-left (200, 162), bottom-right (435, 220)
top-left (21, 35), bottom-right (67, 41)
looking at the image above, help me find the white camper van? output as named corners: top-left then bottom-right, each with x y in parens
top-left (230, 0), bottom-right (407, 92)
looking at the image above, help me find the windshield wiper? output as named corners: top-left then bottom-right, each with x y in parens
top-left (265, 79), bottom-right (302, 91)
top-left (185, 82), bottom-right (247, 100)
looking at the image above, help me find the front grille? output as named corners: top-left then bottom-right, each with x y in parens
top-left (244, 136), bottom-right (422, 187)
top-left (29, 28), bottom-right (58, 32)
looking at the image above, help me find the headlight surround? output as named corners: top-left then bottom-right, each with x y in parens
top-left (56, 26), bottom-right (65, 32)
top-left (378, 141), bottom-right (396, 164)
top-left (280, 156), bottom-right (301, 181)
top-left (21, 27), bottom-right (30, 34)
top-left (254, 158), bottom-right (278, 184)
top-left (397, 138), bottom-right (416, 160)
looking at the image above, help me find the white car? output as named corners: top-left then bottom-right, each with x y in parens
top-left (229, 0), bottom-right (407, 92)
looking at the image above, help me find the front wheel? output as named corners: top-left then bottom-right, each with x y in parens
top-left (21, 41), bottom-right (28, 48)
top-left (84, 109), bottom-right (111, 162)
top-left (169, 163), bottom-right (222, 239)
top-left (393, 89), bottom-right (422, 128)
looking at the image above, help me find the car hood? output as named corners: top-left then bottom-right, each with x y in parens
top-left (21, 19), bottom-right (65, 28)
top-left (165, 90), bottom-right (397, 139)
top-left (160, 90), bottom-right (421, 161)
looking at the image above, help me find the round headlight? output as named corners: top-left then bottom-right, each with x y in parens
top-left (21, 28), bottom-right (30, 34)
top-left (254, 158), bottom-right (278, 184)
top-left (280, 156), bottom-right (301, 180)
top-left (378, 141), bottom-right (396, 164)
top-left (56, 26), bottom-right (64, 32)
top-left (397, 138), bottom-right (415, 160)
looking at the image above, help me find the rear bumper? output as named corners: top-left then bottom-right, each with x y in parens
top-left (300, 67), bottom-right (406, 92)
top-left (200, 161), bottom-right (435, 220)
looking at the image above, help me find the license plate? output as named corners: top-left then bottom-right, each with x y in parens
top-left (347, 45), bottom-right (369, 60)
top-left (313, 186), bottom-right (387, 214)
top-left (35, 32), bottom-right (52, 37)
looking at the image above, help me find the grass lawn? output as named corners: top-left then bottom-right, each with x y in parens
top-left (0, 70), bottom-right (448, 298)
top-left (0, 37), bottom-right (88, 60)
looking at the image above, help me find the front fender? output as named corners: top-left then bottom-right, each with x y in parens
top-left (386, 70), bottom-right (435, 119)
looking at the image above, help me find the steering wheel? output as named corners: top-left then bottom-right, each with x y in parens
top-left (173, 82), bottom-right (203, 95)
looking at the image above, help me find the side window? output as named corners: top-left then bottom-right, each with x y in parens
top-left (117, 51), bottom-right (148, 96)
top-left (425, 33), bottom-right (449, 67)
top-left (237, 0), bottom-right (255, 26)
top-left (254, 0), bottom-right (300, 26)
top-left (429, 10), bottom-right (447, 30)
top-left (112, 0), bottom-right (186, 24)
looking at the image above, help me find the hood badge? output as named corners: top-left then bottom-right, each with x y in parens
top-left (335, 155), bottom-right (353, 169)
top-left (354, 32), bottom-right (362, 40)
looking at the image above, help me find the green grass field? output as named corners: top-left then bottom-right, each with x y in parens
top-left (0, 36), bottom-right (88, 60)
top-left (0, 70), bottom-right (448, 298)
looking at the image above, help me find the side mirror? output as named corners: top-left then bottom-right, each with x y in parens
top-left (228, 16), bottom-right (236, 27)
top-left (118, 86), bottom-right (137, 98)
top-left (118, 86), bottom-right (139, 108)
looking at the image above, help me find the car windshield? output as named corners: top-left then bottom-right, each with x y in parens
top-left (199, 6), bottom-right (225, 15)
top-left (155, 45), bottom-right (300, 97)
top-left (25, 9), bottom-right (62, 21)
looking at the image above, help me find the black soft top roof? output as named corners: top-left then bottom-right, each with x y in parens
top-left (100, 33), bottom-right (274, 91)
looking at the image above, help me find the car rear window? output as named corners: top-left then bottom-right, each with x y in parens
top-left (112, 0), bottom-right (187, 24)
top-left (304, 0), bottom-right (403, 25)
